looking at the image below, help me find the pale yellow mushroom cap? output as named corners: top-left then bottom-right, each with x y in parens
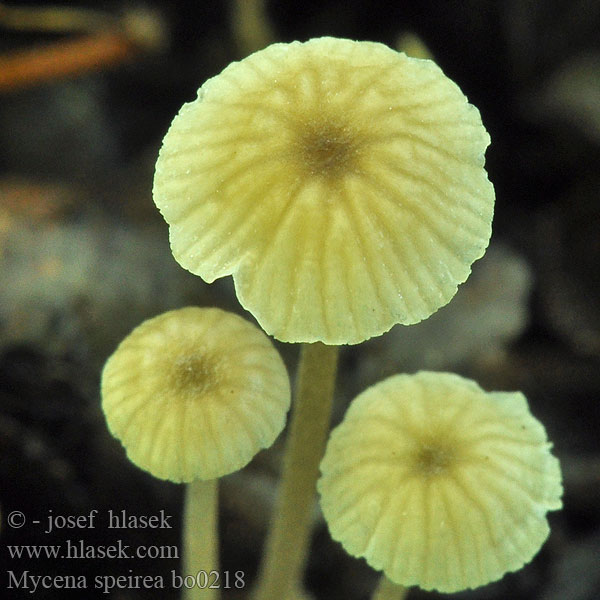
top-left (317, 371), bottom-right (562, 592)
top-left (153, 37), bottom-right (495, 345)
top-left (101, 307), bottom-right (290, 483)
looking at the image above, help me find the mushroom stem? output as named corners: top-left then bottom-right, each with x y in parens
top-left (183, 479), bottom-right (219, 600)
top-left (255, 342), bottom-right (339, 600)
top-left (373, 577), bottom-right (409, 600)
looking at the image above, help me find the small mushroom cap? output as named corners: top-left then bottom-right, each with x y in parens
top-left (317, 371), bottom-right (562, 593)
top-left (101, 307), bottom-right (290, 483)
top-left (153, 37), bottom-right (494, 345)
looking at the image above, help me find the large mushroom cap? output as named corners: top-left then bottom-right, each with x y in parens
top-left (153, 37), bottom-right (495, 344)
top-left (317, 371), bottom-right (562, 592)
top-left (101, 307), bottom-right (290, 483)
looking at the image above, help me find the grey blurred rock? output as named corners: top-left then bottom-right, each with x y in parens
top-left (523, 53), bottom-right (600, 145)
top-left (356, 243), bottom-right (533, 390)
top-left (0, 214), bottom-right (235, 365)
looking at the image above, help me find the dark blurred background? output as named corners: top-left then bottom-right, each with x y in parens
top-left (1, 1), bottom-right (599, 598)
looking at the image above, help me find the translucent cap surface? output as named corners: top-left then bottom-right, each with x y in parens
top-left (101, 307), bottom-right (290, 482)
top-left (153, 37), bottom-right (495, 344)
top-left (318, 371), bottom-right (562, 592)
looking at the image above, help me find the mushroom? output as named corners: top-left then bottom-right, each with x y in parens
top-left (101, 307), bottom-right (290, 598)
top-left (317, 371), bottom-right (563, 593)
top-left (152, 37), bottom-right (495, 599)
top-left (153, 37), bottom-right (494, 346)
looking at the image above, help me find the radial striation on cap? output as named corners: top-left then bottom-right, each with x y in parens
top-left (317, 371), bottom-right (562, 592)
top-left (101, 307), bottom-right (291, 483)
top-left (153, 37), bottom-right (495, 345)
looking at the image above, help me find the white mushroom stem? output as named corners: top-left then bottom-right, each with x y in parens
top-left (183, 478), bottom-right (219, 600)
top-left (372, 577), bottom-right (408, 600)
top-left (255, 342), bottom-right (339, 600)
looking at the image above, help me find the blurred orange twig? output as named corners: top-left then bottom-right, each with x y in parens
top-left (0, 2), bottom-right (166, 92)
top-left (0, 30), bottom-right (135, 92)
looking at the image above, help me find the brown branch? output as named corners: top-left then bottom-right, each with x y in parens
top-left (0, 30), bottom-right (136, 92)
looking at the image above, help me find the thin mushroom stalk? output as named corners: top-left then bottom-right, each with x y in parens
top-left (372, 577), bottom-right (408, 600)
top-left (255, 343), bottom-right (338, 599)
top-left (183, 479), bottom-right (219, 600)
